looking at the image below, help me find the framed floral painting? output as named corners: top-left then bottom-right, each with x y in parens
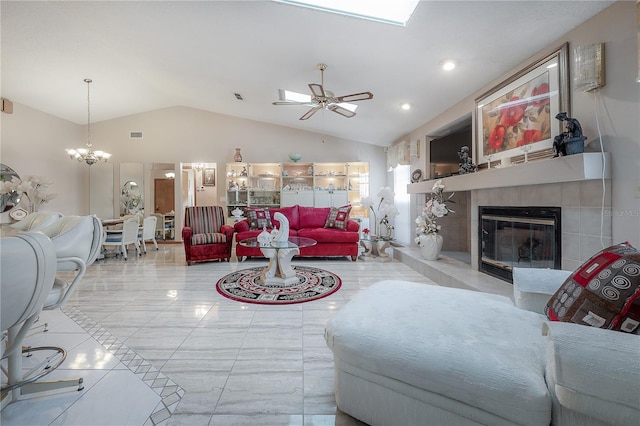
top-left (475, 43), bottom-right (569, 165)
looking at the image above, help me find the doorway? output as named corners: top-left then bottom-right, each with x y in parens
top-left (154, 178), bottom-right (175, 214)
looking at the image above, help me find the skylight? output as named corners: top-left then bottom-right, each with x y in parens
top-left (273, 0), bottom-right (420, 26)
top-left (280, 90), bottom-right (358, 112)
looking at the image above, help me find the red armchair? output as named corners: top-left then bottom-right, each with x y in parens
top-left (182, 206), bottom-right (234, 265)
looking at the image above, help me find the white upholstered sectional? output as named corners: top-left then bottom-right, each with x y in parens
top-left (324, 270), bottom-right (639, 426)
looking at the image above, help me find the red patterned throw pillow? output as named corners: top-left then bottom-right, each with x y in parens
top-left (324, 205), bottom-right (351, 231)
top-left (545, 242), bottom-right (640, 334)
top-left (246, 208), bottom-right (272, 230)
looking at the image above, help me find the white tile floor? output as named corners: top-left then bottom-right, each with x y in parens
top-left (2, 244), bottom-right (441, 425)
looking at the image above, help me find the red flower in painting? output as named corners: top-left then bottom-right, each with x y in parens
top-left (499, 97), bottom-right (526, 127)
top-left (489, 125), bottom-right (506, 151)
top-left (531, 83), bottom-right (550, 107)
top-left (517, 129), bottom-right (543, 146)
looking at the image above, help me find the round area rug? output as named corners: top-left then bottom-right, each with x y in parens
top-left (216, 265), bottom-right (341, 305)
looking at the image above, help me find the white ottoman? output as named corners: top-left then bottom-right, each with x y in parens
top-left (325, 280), bottom-right (551, 426)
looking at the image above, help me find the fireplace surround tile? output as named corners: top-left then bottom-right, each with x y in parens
top-left (580, 180), bottom-right (611, 206)
top-left (531, 184), bottom-right (562, 206)
top-left (562, 208), bottom-right (581, 233)
top-left (562, 233), bottom-right (581, 261)
top-left (580, 235), bottom-right (612, 260)
top-left (561, 181), bottom-right (582, 206)
top-left (580, 207), bottom-right (612, 237)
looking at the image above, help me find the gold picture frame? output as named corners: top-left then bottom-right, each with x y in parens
top-left (475, 43), bottom-right (570, 165)
top-left (202, 168), bottom-right (215, 186)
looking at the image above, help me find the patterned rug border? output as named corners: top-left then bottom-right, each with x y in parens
top-left (216, 265), bottom-right (342, 305)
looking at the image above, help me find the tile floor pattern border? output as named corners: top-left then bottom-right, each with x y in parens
top-left (61, 305), bottom-right (185, 425)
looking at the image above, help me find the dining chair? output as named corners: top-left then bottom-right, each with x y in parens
top-left (138, 215), bottom-right (158, 253)
top-left (102, 217), bottom-right (141, 260)
top-left (9, 211), bottom-right (62, 232)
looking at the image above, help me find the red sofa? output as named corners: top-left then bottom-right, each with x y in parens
top-left (234, 205), bottom-right (360, 261)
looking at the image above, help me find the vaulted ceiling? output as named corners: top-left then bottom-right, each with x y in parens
top-left (1, 1), bottom-right (614, 146)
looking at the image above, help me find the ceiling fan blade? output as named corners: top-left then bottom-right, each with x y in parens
top-left (328, 104), bottom-right (356, 118)
top-left (309, 83), bottom-right (326, 98)
top-left (272, 101), bottom-right (312, 106)
top-left (299, 107), bottom-right (319, 120)
top-left (336, 92), bottom-right (374, 103)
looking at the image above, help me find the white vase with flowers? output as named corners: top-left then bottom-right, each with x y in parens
top-left (415, 179), bottom-right (454, 260)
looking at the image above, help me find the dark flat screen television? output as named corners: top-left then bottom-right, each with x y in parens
top-left (429, 124), bottom-right (472, 178)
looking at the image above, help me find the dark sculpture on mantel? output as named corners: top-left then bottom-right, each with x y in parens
top-left (553, 112), bottom-right (587, 157)
top-left (458, 145), bottom-right (477, 174)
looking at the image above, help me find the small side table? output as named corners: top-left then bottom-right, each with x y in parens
top-left (360, 238), bottom-right (393, 262)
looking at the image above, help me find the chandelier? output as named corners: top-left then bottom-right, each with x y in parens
top-left (65, 78), bottom-right (111, 165)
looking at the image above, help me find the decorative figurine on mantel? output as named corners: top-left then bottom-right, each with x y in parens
top-left (553, 112), bottom-right (587, 157)
top-left (458, 146), bottom-right (477, 174)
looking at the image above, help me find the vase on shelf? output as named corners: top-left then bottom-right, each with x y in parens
top-left (233, 148), bottom-right (243, 162)
top-left (418, 233), bottom-right (443, 261)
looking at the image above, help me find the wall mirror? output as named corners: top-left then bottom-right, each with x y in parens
top-left (0, 163), bottom-right (21, 212)
top-left (121, 180), bottom-right (142, 215)
top-left (120, 163), bottom-right (144, 216)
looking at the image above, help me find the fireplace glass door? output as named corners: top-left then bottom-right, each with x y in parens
top-left (480, 207), bottom-right (561, 282)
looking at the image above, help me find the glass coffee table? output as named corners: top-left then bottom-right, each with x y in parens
top-left (238, 236), bottom-right (317, 285)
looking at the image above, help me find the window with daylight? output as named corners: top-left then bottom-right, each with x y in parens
top-left (273, 0), bottom-right (420, 26)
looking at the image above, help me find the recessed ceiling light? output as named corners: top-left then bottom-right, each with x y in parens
top-left (401, 103), bottom-right (411, 110)
top-left (441, 60), bottom-right (457, 71)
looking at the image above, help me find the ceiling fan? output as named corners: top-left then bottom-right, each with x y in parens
top-left (272, 63), bottom-right (373, 120)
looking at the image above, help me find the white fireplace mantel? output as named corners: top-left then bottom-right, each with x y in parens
top-left (407, 152), bottom-right (610, 194)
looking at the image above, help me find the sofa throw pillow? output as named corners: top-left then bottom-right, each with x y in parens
top-left (246, 208), bottom-right (272, 230)
top-left (324, 205), bottom-right (351, 230)
top-left (545, 242), bottom-right (640, 334)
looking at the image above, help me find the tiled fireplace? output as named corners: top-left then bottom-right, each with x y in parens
top-left (409, 153), bottom-right (612, 279)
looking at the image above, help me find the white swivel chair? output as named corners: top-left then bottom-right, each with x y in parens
top-left (5, 215), bottom-right (105, 399)
top-left (1, 233), bottom-right (57, 403)
top-left (40, 215), bottom-right (103, 310)
top-left (103, 217), bottom-right (141, 260)
top-left (138, 215), bottom-right (158, 253)
top-left (9, 211), bottom-right (62, 232)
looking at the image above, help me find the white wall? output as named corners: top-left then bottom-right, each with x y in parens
top-left (400, 1), bottom-right (640, 248)
top-left (1, 104), bottom-right (387, 228)
top-left (1, 103), bottom-right (85, 219)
